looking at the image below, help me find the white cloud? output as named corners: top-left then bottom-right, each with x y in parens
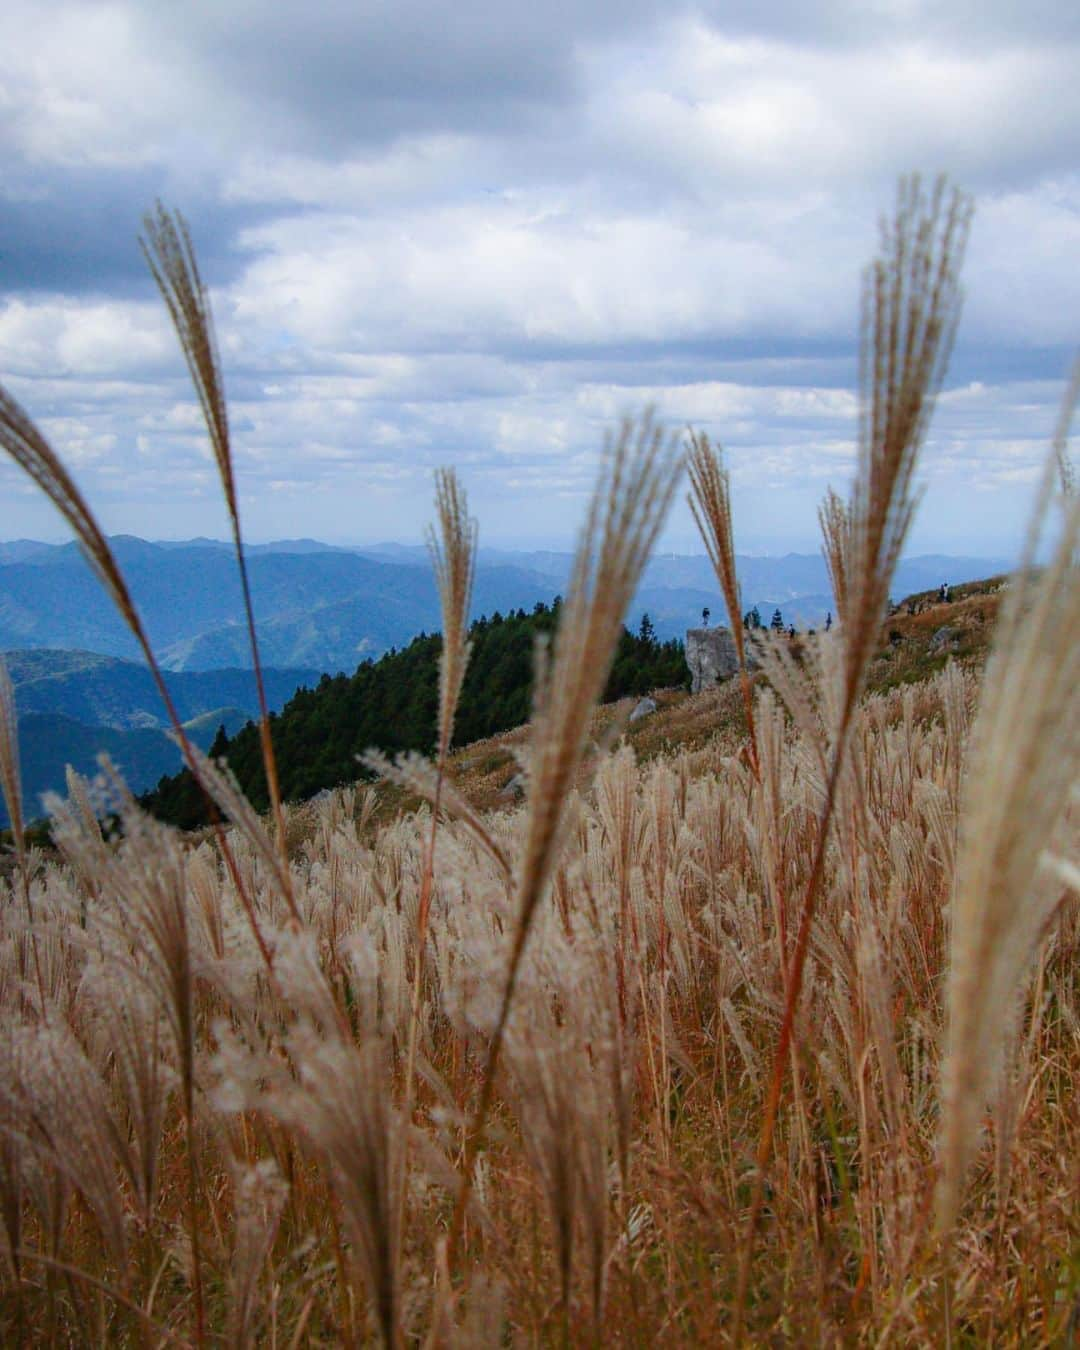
top-left (0, 1), bottom-right (1076, 552)
top-left (0, 298), bottom-right (173, 376)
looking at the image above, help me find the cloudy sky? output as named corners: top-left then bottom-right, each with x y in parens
top-left (1, 0), bottom-right (1077, 556)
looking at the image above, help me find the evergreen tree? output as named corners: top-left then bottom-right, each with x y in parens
top-left (770, 607), bottom-right (785, 632)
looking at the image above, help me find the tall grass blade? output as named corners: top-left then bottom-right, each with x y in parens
top-left (447, 410), bottom-right (682, 1261)
top-left (734, 175), bottom-right (972, 1340)
top-left (141, 203), bottom-right (296, 919)
top-left (936, 375), bottom-right (1080, 1232)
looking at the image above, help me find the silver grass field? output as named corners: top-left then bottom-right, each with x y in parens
top-left (0, 177), bottom-right (1077, 1346)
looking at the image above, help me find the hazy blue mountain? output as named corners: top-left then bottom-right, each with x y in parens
top-left (248, 543), bottom-right (1010, 646)
top-left (3, 649), bottom-right (319, 729)
top-left (153, 536), bottom-right (360, 556)
top-left (2, 707), bottom-right (250, 829)
top-left (631, 554), bottom-right (1008, 639)
top-left (0, 540), bottom-right (54, 565)
top-left (0, 537), bottom-right (1009, 674)
top-left (474, 549), bottom-right (1010, 603)
top-left (157, 594), bottom-right (429, 672)
top-left (0, 539), bottom-right (380, 657)
top-left (470, 547), bottom-right (1009, 635)
top-left (356, 542), bottom-right (432, 565)
top-left (159, 562), bottom-right (560, 672)
top-left (0, 539), bottom-right (560, 667)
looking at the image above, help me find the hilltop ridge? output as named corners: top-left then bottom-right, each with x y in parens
top-left (139, 576), bottom-right (1004, 835)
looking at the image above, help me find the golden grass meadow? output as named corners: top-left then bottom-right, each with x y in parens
top-left (0, 177), bottom-right (1077, 1346)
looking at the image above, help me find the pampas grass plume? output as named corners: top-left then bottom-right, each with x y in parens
top-left (937, 390), bottom-right (1080, 1232)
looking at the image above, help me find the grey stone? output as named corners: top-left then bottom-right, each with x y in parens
top-left (685, 627), bottom-right (740, 693)
top-left (498, 772), bottom-right (526, 800)
top-left (929, 625), bottom-right (958, 652)
top-left (629, 697), bottom-right (657, 723)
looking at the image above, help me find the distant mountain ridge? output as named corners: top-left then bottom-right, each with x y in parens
top-left (0, 649), bottom-right (320, 829)
top-left (3, 708), bottom-right (251, 829)
top-left (0, 537), bottom-right (1009, 674)
top-left (0, 537), bottom-right (564, 670)
top-left (3, 649), bottom-right (319, 730)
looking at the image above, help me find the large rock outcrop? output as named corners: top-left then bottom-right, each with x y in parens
top-left (685, 627), bottom-right (739, 693)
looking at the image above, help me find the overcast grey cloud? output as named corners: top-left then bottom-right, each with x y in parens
top-left (1, 0), bottom-right (1077, 554)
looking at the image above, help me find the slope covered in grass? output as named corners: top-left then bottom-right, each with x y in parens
top-left (1, 177), bottom-right (1075, 1349)
top-left (142, 599), bottom-right (689, 827)
top-left (3, 628), bottom-right (1076, 1346)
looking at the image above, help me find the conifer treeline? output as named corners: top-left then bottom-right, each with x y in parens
top-left (142, 600), bottom-right (687, 827)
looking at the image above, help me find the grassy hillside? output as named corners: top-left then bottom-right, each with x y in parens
top-left (381, 576), bottom-right (1007, 824)
top-left (0, 182), bottom-right (1074, 1348)
top-left (142, 600), bottom-right (689, 828)
top-left (140, 576), bottom-right (1005, 838)
top-left (6, 568), bottom-right (1076, 1345)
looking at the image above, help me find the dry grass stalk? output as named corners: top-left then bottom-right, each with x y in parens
top-left (0, 658), bottom-right (24, 864)
top-left (447, 411), bottom-right (682, 1260)
top-left (0, 382), bottom-right (275, 975)
top-left (397, 468), bottom-right (477, 1275)
top-left (139, 206), bottom-right (233, 518)
top-left (502, 918), bottom-right (625, 1333)
top-left (0, 659), bottom-right (46, 1014)
top-left (936, 384), bottom-right (1080, 1233)
top-left (843, 175), bottom-right (972, 695)
top-left (428, 468), bottom-right (478, 767)
top-left (179, 741), bottom-right (293, 920)
top-left (734, 175), bottom-right (972, 1339)
top-left (687, 431), bottom-right (759, 772)
top-left (3, 179), bottom-right (1078, 1346)
top-left (142, 203), bottom-right (295, 920)
top-left (362, 748), bottom-right (513, 886)
top-left (80, 961), bottom-right (173, 1226)
top-left (94, 784), bottom-right (208, 1342)
top-left (687, 432), bottom-right (745, 671)
top-left (242, 1012), bottom-right (403, 1346)
top-left (0, 1037), bottom-right (28, 1285)
top-left (3, 1022), bottom-right (129, 1270)
top-left (226, 1158), bottom-right (289, 1349)
top-left (818, 487), bottom-right (851, 627)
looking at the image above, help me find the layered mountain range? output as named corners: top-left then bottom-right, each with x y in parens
top-left (1, 536), bottom-right (1005, 668)
top-left (1, 535), bottom-right (1008, 825)
top-left (1, 650), bottom-right (323, 827)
